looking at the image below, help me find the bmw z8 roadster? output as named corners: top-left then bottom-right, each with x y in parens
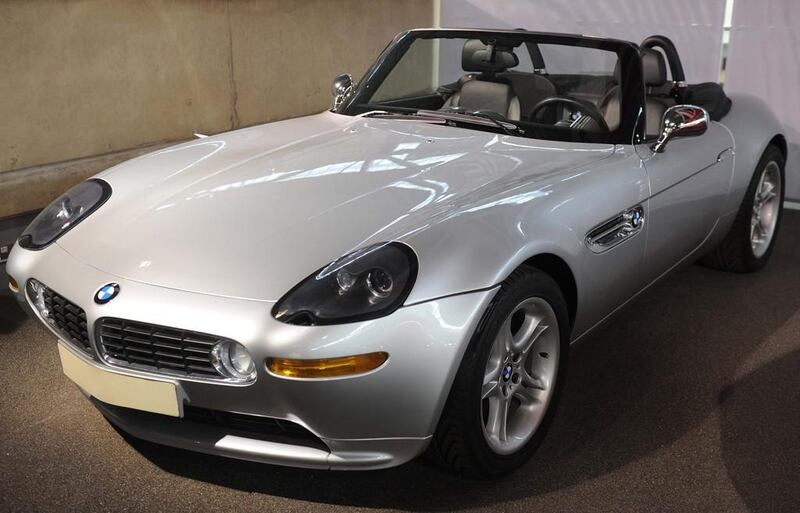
top-left (7, 29), bottom-right (786, 477)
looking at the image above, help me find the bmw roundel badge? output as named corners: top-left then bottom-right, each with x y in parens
top-left (94, 283), bottom-right (120, 304)
top-left (631, 210), bottom-right (642, 228)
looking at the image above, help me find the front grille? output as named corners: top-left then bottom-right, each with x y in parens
top-left (98, 318), bottom-right (226, 380)
top-left (42, 287), bottom-right (92, 353)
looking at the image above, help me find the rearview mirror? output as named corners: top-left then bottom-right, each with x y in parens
top-left (651, 105), bottom-right (709, 153)
top-left (331, 73), bottom-right (353, 111)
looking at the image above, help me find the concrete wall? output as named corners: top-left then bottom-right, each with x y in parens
top-left (0, 0), bottom-right (433, 216)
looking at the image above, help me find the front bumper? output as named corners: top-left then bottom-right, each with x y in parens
top-left (90, 393), bottom-right (432, 470)
top-left (7, 242), bottom-right (497, 470)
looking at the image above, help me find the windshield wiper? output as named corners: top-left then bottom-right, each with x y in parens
top-left (415, 110), bottom-right (525, 136)
top-left (359, 109), bottom-right (524, 136)
top-left (358, 110), bottom-right (447, 124)
top-left (357, 110), bottom-right (405, 118)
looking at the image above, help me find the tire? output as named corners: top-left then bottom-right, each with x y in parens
top-left (429, 266), bottom-right (570, 478)
top-left (701, 144), bottom-right (785, 272)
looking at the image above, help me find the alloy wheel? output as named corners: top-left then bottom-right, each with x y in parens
top-left (750, 161), bottom-right (782, 258)
top-left (481, 297), bottom-right (560, 455)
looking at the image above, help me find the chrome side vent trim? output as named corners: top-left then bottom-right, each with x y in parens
top-left (586, 205), bottom-right (645, 253)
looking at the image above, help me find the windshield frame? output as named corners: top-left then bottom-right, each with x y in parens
top-left (338, 29), bottom-right (645, 145)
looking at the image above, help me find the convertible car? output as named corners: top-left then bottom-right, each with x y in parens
top-left (7, 29), bottom-right (786, 477)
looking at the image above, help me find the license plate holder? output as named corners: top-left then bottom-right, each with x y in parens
top-left (58, 343), bottom-right (181, 417)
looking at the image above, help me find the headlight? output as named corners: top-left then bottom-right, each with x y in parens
top-left (210, 340), bottom-right (257, 382)
top-left (18, 179), bottom-right (111, 250)
top-left (272, 242), bottom-right (418, 325)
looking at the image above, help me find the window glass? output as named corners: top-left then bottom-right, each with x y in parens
top-left (538, 44), bottom-right (617, 75)
top-left (371, 39), bottom-right (463, 101)
top-left (372, 38), bottom-right (537, 102)
top-left (344, 32), bottom-right (637, 144)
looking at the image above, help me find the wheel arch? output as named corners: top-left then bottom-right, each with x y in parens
top-left (769, 134), bottom-right (787, 162)
top-left (718, 94), bottom-right (786, 213)
top-left (517, 253), bottom-right (578, 328)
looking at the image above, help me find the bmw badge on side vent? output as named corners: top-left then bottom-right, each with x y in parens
top-left (94, 283), bottom-right (120, 304)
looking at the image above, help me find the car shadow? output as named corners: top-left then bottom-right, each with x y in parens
top-left (119, 213), bottom-right (800, 511)
top-left (718, 349), bottom-right (800, 512)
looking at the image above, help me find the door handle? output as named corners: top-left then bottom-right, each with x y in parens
top-left (586, 205), bottom-right (645, 253)
top-left (717, 147), bottom-right (734, 163)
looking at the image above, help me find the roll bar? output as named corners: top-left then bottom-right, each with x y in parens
top-left (641, 35), bottom-right (686, 85)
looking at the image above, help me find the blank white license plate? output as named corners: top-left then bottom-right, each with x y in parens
top-left (58, 342), bottom-right (180, 417)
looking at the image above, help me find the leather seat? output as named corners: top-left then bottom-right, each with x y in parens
top-left (501, 71), bottom-right (556, 120)
top-left (600, 48), bottom-right (673, 136)
top-left (442, 39), bottom-right (522, 121)
top-left (641, 48), bottom-right (672, 136)
top-left (599, 61), bottom-right (623, 131)
top-left (446, 80), bottom-right (521, 120)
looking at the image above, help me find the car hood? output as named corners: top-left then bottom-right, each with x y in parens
top-left (59, 112), bottom-right (614, 301)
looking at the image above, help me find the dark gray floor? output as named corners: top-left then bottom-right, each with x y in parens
top-left (1, 214), bottom-right (798, 513)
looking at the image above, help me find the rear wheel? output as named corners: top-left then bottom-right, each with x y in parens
top-left (702, 144), bottom-right (785, 272)
top-left (429, 267), bottom-right (570, 478)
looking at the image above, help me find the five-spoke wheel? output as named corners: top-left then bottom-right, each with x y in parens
top-left (702, 143), bottom-right (785, 272)
top-left (481, 298), bottom-right (560, 455)
top-left (750, 160), bottom-right (782, 258)
top-left (431, 267), bottom-right (569, 478)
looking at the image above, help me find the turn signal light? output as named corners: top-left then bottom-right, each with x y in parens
top-left (266, 352), bottom-right (388, 379)
top-left (8, 276), bottom-right (19, 293)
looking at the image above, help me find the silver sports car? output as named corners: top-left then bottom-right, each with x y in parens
top-left (7, 29), bottom-right (786, 477)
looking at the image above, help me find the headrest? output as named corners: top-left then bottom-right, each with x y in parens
top-left (642, 48), bottom-right (667, 86)
top-left (612, 59), bottom-right (621, 84)
top-left (462, 39), bottom-right (519, 73)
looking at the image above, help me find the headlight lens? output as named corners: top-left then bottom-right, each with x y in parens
top-left (18, 179), bottom-right (111, 250)
top-left (272, 242), bottom-right (418, 325)
top-left (27, 279), bottom-right (54, 324)
top-left (210, 340), bottom-right (257, 382)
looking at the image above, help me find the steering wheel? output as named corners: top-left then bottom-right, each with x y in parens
top-left (530, 95), bottom-right (610, 133)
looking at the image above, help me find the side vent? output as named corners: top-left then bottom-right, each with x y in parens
top-left (586, 205), bottom-right (645, 253)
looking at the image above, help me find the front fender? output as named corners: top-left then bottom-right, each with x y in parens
top-left (401, 147), bottom-right (649, 339)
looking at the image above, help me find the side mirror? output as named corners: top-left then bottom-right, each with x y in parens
top-left (651, 105), bottom-right (709, 153)
top-left (331, 73), bottom-right (353, 110)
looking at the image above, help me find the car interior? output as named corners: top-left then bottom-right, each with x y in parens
top-left (438, 38), bottom-right (615, 133)
top-left (372, 34), bottom-right (731, 139)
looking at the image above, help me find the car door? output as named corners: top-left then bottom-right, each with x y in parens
top-left (637, 120), bottom-right (734, 283)
top-left (573, 147), bottom-right (650, 336)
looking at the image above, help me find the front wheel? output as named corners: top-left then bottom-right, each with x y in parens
top-left (702, 144), bottom-right (785, 272)
top-left (429, 267), bottom-right (570, 478)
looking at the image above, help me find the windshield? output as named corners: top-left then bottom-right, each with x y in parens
top-left (339, 30), bottom-right (643, 144)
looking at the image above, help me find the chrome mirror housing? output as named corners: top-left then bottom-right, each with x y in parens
top-left (652, 105), bottom-right (709, 153)
top-left (331, 73), bottom-right (353, 110)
